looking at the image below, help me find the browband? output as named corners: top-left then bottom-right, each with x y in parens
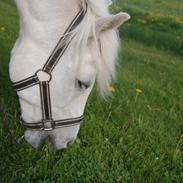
top-left (12, 8), bottom-right (86, 131)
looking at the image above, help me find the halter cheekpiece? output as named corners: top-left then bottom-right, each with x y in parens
top-left (12, 8), bottom-right (86, 131)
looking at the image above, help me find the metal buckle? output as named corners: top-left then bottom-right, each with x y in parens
top-left (42, 120), bottom-right (55, 131)
top-left (35, 69), bottom-right (52, 82)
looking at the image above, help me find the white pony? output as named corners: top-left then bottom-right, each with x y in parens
top-left (9, 0), bottom-right (130, 150)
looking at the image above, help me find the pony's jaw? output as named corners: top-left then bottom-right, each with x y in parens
top-left (24, 125), bottom-right (80, 150)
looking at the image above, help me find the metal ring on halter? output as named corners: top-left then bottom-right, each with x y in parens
top-left (41, 119), bottom-right (55, 131)
top-left (35, 69), bottom-right (52, 82)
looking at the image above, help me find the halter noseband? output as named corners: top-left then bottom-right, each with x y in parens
top-left (12, 8), bottom-right (86, 131)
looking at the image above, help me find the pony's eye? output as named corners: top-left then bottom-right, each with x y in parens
top-left (75, 79), bottom-right (91, 90)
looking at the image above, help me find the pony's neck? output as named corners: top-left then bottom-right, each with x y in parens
top-left (15, 0), bottom-right (81, 49)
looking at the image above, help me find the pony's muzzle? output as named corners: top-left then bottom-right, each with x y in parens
top-left (24, 124), bottom-right (80, 150)
top-left (24, 130), bottom-right (48, 150)
top-left (49, 125), bottom-right (80, 150)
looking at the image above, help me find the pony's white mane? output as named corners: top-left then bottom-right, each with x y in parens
top-left (68, 0), bottom-right (120, 96)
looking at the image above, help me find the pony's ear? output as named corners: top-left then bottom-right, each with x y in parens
top-left (95, 12), bottom-right (130, 34)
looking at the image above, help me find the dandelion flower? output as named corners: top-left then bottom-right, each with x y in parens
top-left (1, 26), bottom-right (5, 32)
top-left (108, 86), bottom-right (116, 93)
top-left (136, 88), bottom-right (142, 94)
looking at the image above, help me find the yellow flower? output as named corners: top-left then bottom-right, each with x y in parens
top-left (175, 16), bottom-right (183, 24)
top-left (1, 26), bottom-right (5, 31)
top-left (108, 86), bottom-right (116, 93)
top-left (136, 88), bottom-right (142, 94)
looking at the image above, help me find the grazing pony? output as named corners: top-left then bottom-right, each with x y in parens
top-left (9, 0), bottom-right (130, 150)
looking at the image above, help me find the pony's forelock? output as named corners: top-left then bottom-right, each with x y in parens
top-left (67, 0), bottom-right (120, 97)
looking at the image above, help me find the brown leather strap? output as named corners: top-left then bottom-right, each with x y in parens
top-left (39, 81), bottom-right (52, 121)
top-left (12, 75), bottom-right (39, 91)
top-left (43, 8), bottom-right (86, 74)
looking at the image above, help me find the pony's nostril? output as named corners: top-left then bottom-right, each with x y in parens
top-left (75, 79), bottom-right (91, 90)
top-left (24, 130), bottom-right (47, 150)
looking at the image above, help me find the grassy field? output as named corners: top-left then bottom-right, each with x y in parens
top-left (0, 0), bottom-right (183, 182)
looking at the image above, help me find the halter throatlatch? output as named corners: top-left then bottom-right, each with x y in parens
top-left (12, 8), bottom-right (86, 131)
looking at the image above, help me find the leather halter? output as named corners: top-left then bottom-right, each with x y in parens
top-left (12, 8), bottom-right (86, 131)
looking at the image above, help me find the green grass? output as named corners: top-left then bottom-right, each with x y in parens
top-left (0, 0), bottom-right (183, 182)
top-left (113, 0), bottom-right (183, 56)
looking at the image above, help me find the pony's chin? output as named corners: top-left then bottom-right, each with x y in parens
top-left (24, 125), bottom-right (80, 150)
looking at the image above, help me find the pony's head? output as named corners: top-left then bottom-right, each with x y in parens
top-left (12, 0), bottom-right (130, 150)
